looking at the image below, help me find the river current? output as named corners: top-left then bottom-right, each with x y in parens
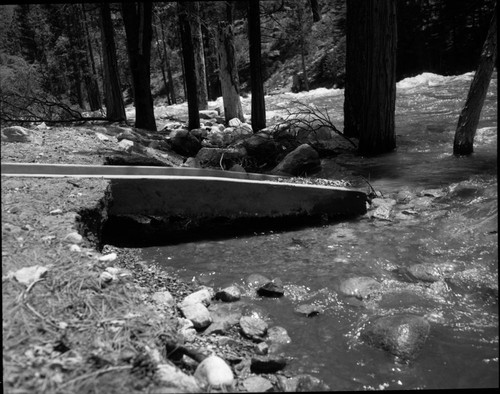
top-left (142, 72), bottom-right (498, 390)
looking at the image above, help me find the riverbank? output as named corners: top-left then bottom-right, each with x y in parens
top-left (2, 125), bottom-right (335, 392)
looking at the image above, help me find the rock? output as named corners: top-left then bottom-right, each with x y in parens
top-left (245, 273), bottom-right (272, 289)
top-left (98, 252), bottom-right (117, 262)
top-left (117, 129), bottom-right (143, 142)
top-left (240, 316), bottom-right (268, 341)
top-left (228, 164), bottom-right (246, 173)
top-left (294, 303), bottom-right (324, 317)
top-left (266, 326), bottom-right (291, 345)
top-left (228, 118), bottom-right (243, 127)
top-left (68, 244), bottom-right (81, 252)
top-left (361, 314), bottom-right (431, 361)
top-left (156, 362), bottom-right (201, 392)
top-left (215, 285), bottom-right (241, 302)
top-left (35, 122), bottom-right (48, 130)
top-left (118, 139), bottom-right (135, 152)
top-left (49, 209), bottom-right (63, 215)
top-left (190, 128), bottom-right (208, 139)
top-left (178, 318), bottom-right (197, 342)
top-left (250, 355), bottom-right (287, 373)
top-left (277, 374), bottom-right (331, 392)
top-left (194, 355), bottom-right (234, 389)
top-left (369, 198), bottom-right (397, 220)
top-left (447, 268), bottom-right (498, 302)
top-left (171, 129), bottom-right (202, 156)
top-left (237, 123), bottom-right (253, 134)
top-left (104, 153), bottom-right (166, 167)
top-left (257, 279), bottom-right (285, 298)
top-left (195, 147), bottom-right (246, 167)
top-left (241, 133), bottom-right (278, 163)
top-left (210, 124), bottom-right (225, 133)
top-left (64, 232), bottom-right (83, 244)
top-left (181, 288), bottom-right (213, 307)
top-left (242, 376), bottom-right (274, 392)
top-left (95, 132), bottom-right (110, 142)
top-left (13, 265), bottom-right (48, 286)
top-left (99, 271), bottom-right (115, 285)
top-left (183, 157), bottom-right (201, 168)
top-left (1, 126), bottom-right (32, 143)
top-left (241, 304), bottom-right (270, 321)
top-left (271, 144), bottom-right (321, 176)
top-left (180, 303), bottom-right (212, 330)
top-left (255, 342), bottom-right (269, 355)
top-left (199, 110), bottom-right (219, 119)
top-left (338, 276), bottom-right (381, 299)
top-left (152, 291), bottom-right (175, 308)
top-left (408, 263), bottom-right (447, 282)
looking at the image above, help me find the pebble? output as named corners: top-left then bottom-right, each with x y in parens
top-left (215, 285), bottom-right (241, 302)
top-left (68, 244), bottom-right (81, 252)
top-left (194, 355), bottom-right (234, 388)
top-left (152, 291), bottom-right (175, 308)
top-left (49, 209), bottom-right (63, 215)
top-left (98, 252), bottom-right (117, 262)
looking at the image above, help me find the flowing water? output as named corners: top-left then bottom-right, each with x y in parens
top-left (142, 72), bottom-right (498, 390)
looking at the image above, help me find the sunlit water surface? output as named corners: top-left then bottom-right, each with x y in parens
top-left (142, 72), bottom-right (498, 390)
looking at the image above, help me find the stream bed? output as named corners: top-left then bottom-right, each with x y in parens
top-left (141, 72), bottom-right (497, 390)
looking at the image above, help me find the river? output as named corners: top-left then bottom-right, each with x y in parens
top-left (142, 72), bottom-right (498, 390)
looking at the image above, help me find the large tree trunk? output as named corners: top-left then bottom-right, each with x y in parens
top-left (248, 0), bottom-right (266, 132)
top-left (121, 2), bottom-right (157, 131)
top-left (453, 6), bottom-right (497, 156)
top-left (344, 0), bottom-right (397, 155)
top-left (216, 3), bottom-right (244, 124)
top-left (191, 2), bottom-right (208, 110)
top-left (178, 1), bottom-right (200, 130)
top-left (99, 3), bottom-right (126, 121)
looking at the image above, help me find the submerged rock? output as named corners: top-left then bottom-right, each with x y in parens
top-left (294, 303), bottom-right (324, 317)
top-left (338, 276), bottom-right (381, 299)
top-left (361, 314), bottom-right (430, 362)
top-left (245, 274), bottom-right (272, 289)
top-left (258, 278), bottom-right (285, 298)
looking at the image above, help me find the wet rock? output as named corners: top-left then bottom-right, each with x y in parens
top-left (258, 278), bottom-right (285, 298)
top-left (179, 303), bottom-right (212, 330)
top-left (271, 144), bottom-right (321, 176)
top-left (250, 355), bottom-right (287, 373)
top-left (240, 316), bottom-right (268, 341)
top-left (294, 303), bottom-right (324, 317)
top-left (205, 303), bottom-right (241, 335)
top-left (215, 285), bottom-right (241, 302)
top-left (338, 276), bottom-right (381, 299)
top-left (266, 326), bottom-right (291, 345)
top-left (245, 273), bottom-right (272, 289)
top-left (407, 263), bottom-right (452, 282)
top-left (369, 198), bottom-right (397, 220)
top-left (171, 129), bottom-right (202, 156)
top-left (241, 304), bottom-right (270, 321)
top-left (181, 288), bottom-right (212, 307)
top-left (156, 362), bottom-right (201, 392)
top-left (277, 374), bottom-right (331, 392)
top-left (446, 268), bottom-right (498, 302)
top-left (194, 355), bottom-right (234, 389)
top-left (242, 376), bottom-right (274, 392)
top-left (1, 126), bottom-right (32, 143)
top-left (361, 314), bottom-right (430, 361)
top-left (152, 291), bottom-right (175, 308)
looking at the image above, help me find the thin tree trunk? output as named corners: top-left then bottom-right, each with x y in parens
top-left (121, 2), bottom-right (157, 131)
top-left (191, 2), bottom-right (208, 110)
top-left (344, 0), bottom-right (397, 155)
top-left (158, 15), bottom-right (176, 104)
top-left (216, 12), bottom-right (244, 123)
top-left (248, 0), bottom-right (266, 132)
top-left (153, 19), bottom-right (171, 104)
top-left (310, 0), bottom-right (321, 22)
top-left (178, 1), bottom-right (200, 130)
top-left (297, 7), bottom-right (309, 91)
top-left (100, 2), bottom-right (126, 121)
top-left (81, 4), bottom-right (102, 111)
top-left (453, 6), bottom-right (497, 156)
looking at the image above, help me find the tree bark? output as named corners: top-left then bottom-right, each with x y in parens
top-left (99, 3), bottom-right (126, 121)
top-left (81, 4), bottom-right (102, 111)
top-left (178, 1), bottom-right (200, 130)
top-left (152, 19), bottom-right (171, 104)
top-left (248, 0), bottom-right (266, 132)
top-left (344, 0), bottom-right (397, 155)
top-left (453, 6), bottom-right (497, 156)
top-left (216, 16), bottom-right (245, 123)
top-left (121, 2), bottom-right (157, 131)
top-left (310, 0), bottom-right (321, 22)
top-left (158, 14), bottom-right (176, 104)
top-left (191, 2), bottom-right (208, 110)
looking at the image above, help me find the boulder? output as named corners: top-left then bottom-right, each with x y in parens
top-left (1, 126), bottom-right (32, 143)
top-left (240, 316), bottom-right (268, 341)
top-left (179, 303), bottom-right (212, 330)
top-left (194, 355), bottom-right (234, 389)
top-left (170, 129), bottom-right (202, 156)
top-left (241, 133), bottom-right (278, 162)
top-left (361, 314), bottom-right (431, 361)
top-left (215, 285), bottom-right (241, 302)
top-left (195, 147), bottom-right (247, 167)
top-left (271, 144), bottom-right (321, 176)
top-left (182, 157), bottom-right (201, 168)
top-left (181, 288), bottom-right (213, 308)
top-left (338, 276), bottom-right (381, 299)
top-left (408, 263), bottom-right (449, 282)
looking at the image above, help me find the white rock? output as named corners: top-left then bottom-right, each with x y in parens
top-left (157, 363), bottom-right (201, 392)
top-left (49, 209), bottom-right (63, 215)
top-left (95, 132), bottom-right (110, 141)
top-left (98, 252), bottom-right (117, 262)
top-left (1, 126), bottom-right (32, 142)
top-left (68, 244), bottom-right (81, 252)
top-left (181, 288), bottom-right (212, 307)
top-left (180, 303), bottom-right (212, 329)
top-left (118, 139), bottom-right (134, 152)
top-left (13, 265), bottom-right (48, 286)
top-left (64, 232), bottom-right (83, 244)
top-left (35, 122), bottom-right (49, 130)
top-left (228, 118), bottom-right (242, 127)
top-left (194, 355), bottom-right (234, 388)
top-left (99, 271), bottom-right (115, 284)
